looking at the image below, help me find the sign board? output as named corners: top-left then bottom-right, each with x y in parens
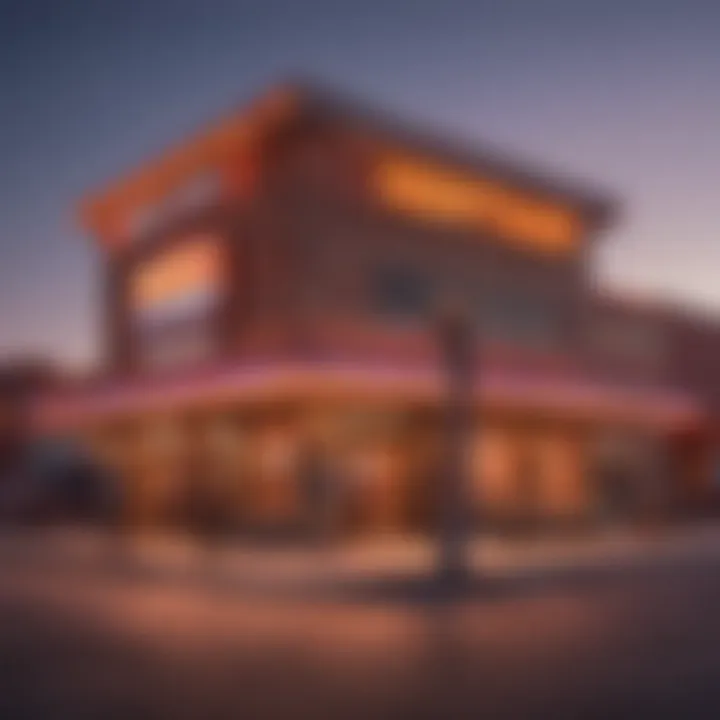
top-left (129, 235), bottom-right (225, 368)
top-left (374, 154), bottom-right (580, 253)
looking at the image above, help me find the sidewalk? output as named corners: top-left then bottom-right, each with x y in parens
top-left (3, 524), bottom-right (720, 596)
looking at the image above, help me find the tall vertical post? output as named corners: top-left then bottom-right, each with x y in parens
top-left (435, 303), bottom-right (476, 589)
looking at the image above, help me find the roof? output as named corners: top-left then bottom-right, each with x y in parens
top-left (289, 79), bottom-right (615, 226)
top-left (81, 78), bottom-right (616, 239)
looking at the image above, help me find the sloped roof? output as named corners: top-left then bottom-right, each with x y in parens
top-left (286, 78), bottom-right (615, 225)
top-left (81, 78), bottom-right (615, 237)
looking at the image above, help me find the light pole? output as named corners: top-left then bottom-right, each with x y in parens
top-left (435, 301), bottom-right (476, 589)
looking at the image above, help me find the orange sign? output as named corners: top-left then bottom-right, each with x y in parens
top-left (131, 235), bottom-right (224, 310)
top-left (374, 155), bottom-right (581, 252)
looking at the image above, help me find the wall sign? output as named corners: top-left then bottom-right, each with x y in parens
top-left (130, 235), bottom-right (225, 368)
top-left (374, 154), bottom-right (580, 253)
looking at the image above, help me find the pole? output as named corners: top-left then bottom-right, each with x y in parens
top-left (435, 303), bottom-right (476, 589)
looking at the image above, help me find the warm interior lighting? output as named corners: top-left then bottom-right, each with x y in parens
top-left (374, 155), bottom-right (581, 252)
top-left (472, 428), bottom-right (518, 513)
top-left (532, 433), bottom-right (586, 516)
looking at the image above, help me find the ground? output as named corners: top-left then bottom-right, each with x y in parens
top-left (2, 531), bottom-right (720, 719)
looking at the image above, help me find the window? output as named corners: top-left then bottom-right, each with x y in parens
top-left (372, 266), bottom-right (432, 323)
top-left (479, 286), bottom-right (564, 348)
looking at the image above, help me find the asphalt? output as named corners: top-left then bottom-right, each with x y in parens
top-left (3, 530), bottom-right (720, 718)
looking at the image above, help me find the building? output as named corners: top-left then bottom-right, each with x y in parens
top-left (0, 359), bottom-right (58, 473)
top-left (34, 81), bottom-right (717, 535)
top-left (0, 359), bottom-right (64, 521)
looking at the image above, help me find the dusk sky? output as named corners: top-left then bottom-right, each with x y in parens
top-left (1, 0), bottom-right (719, 366)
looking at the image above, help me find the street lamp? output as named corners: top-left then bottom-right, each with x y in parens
top-left (434, 299), bottom-right (476, 589)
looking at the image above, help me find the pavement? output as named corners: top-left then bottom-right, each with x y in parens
top-left (4, 524), bottom-right (720, 718)
top-left (3, 523), bottom-right (720, 597)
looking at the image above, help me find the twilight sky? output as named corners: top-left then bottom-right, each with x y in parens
top-left (1, 0), bottom-right (719, 366)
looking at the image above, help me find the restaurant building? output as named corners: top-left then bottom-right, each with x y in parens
top-left (35, 81), bottom-right (717, 535)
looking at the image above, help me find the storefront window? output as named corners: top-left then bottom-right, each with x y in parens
top-left (531, 433), bottom-right (585, 518)
top-left (472, 428), bottom-right (520, 520)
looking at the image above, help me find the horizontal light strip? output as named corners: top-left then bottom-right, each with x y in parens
top-left (33, 361), bottom-right (703, 432)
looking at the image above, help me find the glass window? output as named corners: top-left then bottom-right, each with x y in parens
top-left (372, 266), bottom-right (432, 322)
top-left (478, 286), bottom-right (564, 348)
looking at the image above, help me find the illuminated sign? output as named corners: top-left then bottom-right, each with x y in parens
top-left (373, 155), bottom-right (581, 252)
top-left (131, 235), bottom-right (224, 315)
top-left (130, 235), bottom-right (225, 369)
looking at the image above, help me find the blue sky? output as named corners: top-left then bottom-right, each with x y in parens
top-left (1, 0), bottom-right (719, 364)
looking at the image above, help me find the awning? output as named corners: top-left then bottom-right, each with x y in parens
top-left (32, 360), bottom-right (703, 432)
